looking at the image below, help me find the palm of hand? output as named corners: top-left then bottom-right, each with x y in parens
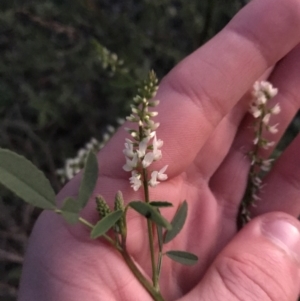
top-left (26, 93), bottom-right (251, 301)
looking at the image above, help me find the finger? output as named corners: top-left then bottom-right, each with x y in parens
top-left (190, 68), bottom-right (272, 180)
top-left (99, 0), bottom-right (300, 179)
top-left (210, 43), bottom-right (300, 214)
top-left (252, 133), bottom-right (300, 217)
top-left (181, 212), bottom-right (300, 301)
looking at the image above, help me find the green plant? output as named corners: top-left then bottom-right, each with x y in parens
top-left (0, 72), bottom-right (199, 301)
top-left (0, 71), bottom-right (284, 300)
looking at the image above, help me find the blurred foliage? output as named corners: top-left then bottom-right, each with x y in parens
top-left (0, 0), bottom-right (249, 188)
top-left (0, 0), bottom-right (299, 300)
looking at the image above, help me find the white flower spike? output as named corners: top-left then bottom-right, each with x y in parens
top-left (122, 71), bottom-right (168, 191)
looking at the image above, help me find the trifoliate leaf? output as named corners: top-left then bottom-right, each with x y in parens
top-left (149, 201), bottom-right (173, 208)
top-left (61, 197), bottom-right (80, 224)
top-left (90, 210), bottom-right (123, 239)
top-left (0, 148), bottom-right (56, 210)
top-left (77, 151), bottom-right (98, 209)
top-left (164, 200), bottom-right (187, 244)
top-left (129, 201), bottom-right (172, 230)
top-left (166, 250), bottom-right (198, 266)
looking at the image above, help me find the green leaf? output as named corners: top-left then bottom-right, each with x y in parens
top-left (77, 151), bottom-right (98, 209)
top-left (149, 201), bottom-right (173, 208)
top-left (0, 148), bottom-right (56, 210)
top-left (129, 201), bottom-right (172, 230)
top-left (166, 250), bottom-right (198, 266)
top-left (91, 210), bottom-right (123, 239)
top-left (61, 197), bottom-right (80, 224)
top-left (164, 200), bottom-right (187, 244)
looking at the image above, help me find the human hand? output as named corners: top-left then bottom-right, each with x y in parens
top-left (18, 0), bottom-right (300, 300)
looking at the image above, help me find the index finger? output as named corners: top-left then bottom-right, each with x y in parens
top-left (100, 0), bottom-right (300, 178)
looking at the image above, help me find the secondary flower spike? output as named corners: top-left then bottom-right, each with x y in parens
top-left (238, 80), bottom-right (280, 229)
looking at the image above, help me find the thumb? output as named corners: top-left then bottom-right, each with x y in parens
top-left (184, 212), bottom-right (300, 301)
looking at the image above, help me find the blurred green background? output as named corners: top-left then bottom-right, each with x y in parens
top-left (0, 0), bottom-right (299, 300)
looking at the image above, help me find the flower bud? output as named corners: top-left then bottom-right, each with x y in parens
top-left (96, 196), bottom-right (111, 218)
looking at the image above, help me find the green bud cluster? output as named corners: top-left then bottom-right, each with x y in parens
top-left (114, 191), bottom-right (125, 211)
top-left (91, 39), bottom-right (128, 75)
top-left (96, 195), bottom-right (111, 218)
top-left (136, 70), bottom-right (159, 100)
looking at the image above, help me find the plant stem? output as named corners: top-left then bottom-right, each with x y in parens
top-left (78, 213), bottom-right (163, 299)
top-left (121, 247), bottom-right (165, 301)
top-left (78, 217), bottom-right (94, 229)
top-left (237, 107), bottom-right (266, 229)
top-left (142, 168), bottom-right (159, 291)
top-left (77, 217), bottom-right (121, 250)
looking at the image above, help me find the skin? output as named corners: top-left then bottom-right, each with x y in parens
top-left (18, 0), bottom-right (300, 300)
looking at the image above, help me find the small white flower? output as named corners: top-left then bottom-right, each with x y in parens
top-left (149, 100), bottom-right (160, 107)
top-left (270, 103), bottom-right (281, 115)
top-left (107, 125), bottom-right (115, 133)
top-left (152, 133), bottom-right (163, 161)
top-left (123, 142), bottom-right (135, 158)
top-left (149, 171), bottom-right (160, 187)
top-left (261, 158), bottom-right (273, 171)
top-left (131, 107), bottom-right (139, 114)
top-left (249, 105), bottom-right (261, 118)
top-left (253, 81), bottom-right (278, 99)
top-left (252, 81), bottom-right (261, 95)
top-left (146, 120), bottom-right (160, 131)
top-left (262, 141), bottom-right (275, 150)
top-left (153, 133), bottom-right (163, 149)
top-left (251, 193), bottom-right (261, 201)
top-left (148, 165), bottom-right (168, 187)
top-left (91, 138), bottom-right (98, 145)
top-left (103, 133), bottom-right (110, 141)
top-left (253, 137), bottom-right (259, 145)
top-left (252, 176), bottom-right (262, 186)
top-left (73, 167), bottom-right (81, 174)
top-left (130, 131), bottom-right (138, 138)
top-left (261, 81), bottom-right (278, 98)
top-left (65, 162), bottom-right (74, 180)
top-left (77, 149), bottom-right (86, 159)
top-left (126, 114), bottom-right (137, 122)
top-left (157, 165), bottom-right (168, 180)
top-left (73, 157), bottom-right (80, 165)
top-left (137, 137), bottom-right (150, 158)
top-left (129, 171), bottom-right (142, 191)
top-left (255, 94), bottom-right (267, 105)
top-left (142, 152), bottom-right (155, 168)
top-left (123, 154), bottom-right (138, 171)
top-left (56, 168), bottom-right (65, 176)
top-left (86, 142), bottom-right (94, 150)
top-left (262, 113), bottom-right (271, 125)
top-left (117, 118), bottom-right (125, 125)
top-left (148, 111), bottom-right (158, 117)
top-left (268, 123), bottom-right (279, 134)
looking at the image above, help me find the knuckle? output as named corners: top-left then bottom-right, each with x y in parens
top-left (162, 62), bottom-right (227, 129)
top-left (213, 253), bottom-right (289, 301)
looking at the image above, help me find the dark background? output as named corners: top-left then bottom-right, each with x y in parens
top-left (0, 0), bottom-right (299, 300)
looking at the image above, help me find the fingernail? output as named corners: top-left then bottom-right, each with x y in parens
top-left (262, 216), bottom-right (300, 259)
